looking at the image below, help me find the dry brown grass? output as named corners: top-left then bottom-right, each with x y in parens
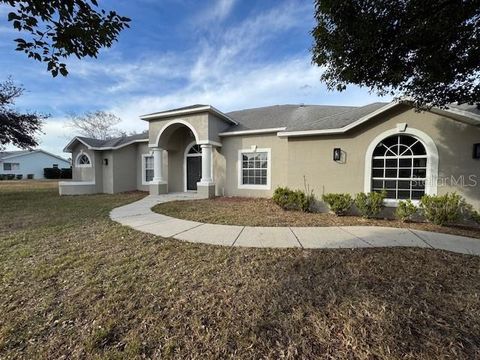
top-left (2, 184), bottom-right (480, 359)
top-left (153, 197), bottom-right (480, 239)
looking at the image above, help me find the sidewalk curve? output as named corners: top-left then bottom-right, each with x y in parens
top-left (110, 194), bottom-right (480, 255)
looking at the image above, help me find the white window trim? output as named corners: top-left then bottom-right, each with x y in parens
top-left (364, 127), bottom-right (439, 207)
top-left (237, 147), bottom-right (271, 190)
top-left (141, 153), bottom-right (154, 185)
top-left (75, 151), bottom-right (92, 168)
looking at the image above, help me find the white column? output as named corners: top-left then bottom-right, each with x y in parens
top-left (200, 144), bottom-right (213, 184)
top-left (152, 147), bottom-right (165, 183)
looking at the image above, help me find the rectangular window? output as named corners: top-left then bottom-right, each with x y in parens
top-left (144, 156), bottom-right (154, 183)
top-left (52, 164), bottom-right (59, 169)
top-left (238, 149), bottom-right (270, 189)
top-left (3, 163), bottom-right (19, 171)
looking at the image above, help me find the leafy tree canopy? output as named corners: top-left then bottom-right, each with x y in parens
top-left (312, 0), bottom-right (480, 107)
top-left (3, 0), bottom-right (130, 76)
top-left (0, 78), bottom-right (47, 149)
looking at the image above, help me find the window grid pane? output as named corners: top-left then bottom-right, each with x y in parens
top-left (144, 156), bottom-right (154, 182)
top-left (371, 135), bottom-right (427, 200)
top-left (241, 152), bottom-right (268, 185)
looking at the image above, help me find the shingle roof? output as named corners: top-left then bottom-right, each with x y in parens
top-left (72, 133), bottom-right (148, 150)
top-left (449, 103), bottom-right (480, 117)
top-left (0, 150), bottom-right (32, 160)
top-left (224, 103), bottom-right (388, 132)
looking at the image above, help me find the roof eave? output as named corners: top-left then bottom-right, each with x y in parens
top-left (140, 105), bottom-right (238, 125)
top-left (219, 127), bottom-right (287, 137)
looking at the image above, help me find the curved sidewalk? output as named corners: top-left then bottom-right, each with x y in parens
top-left (110, 194), bottom-right (480, 255)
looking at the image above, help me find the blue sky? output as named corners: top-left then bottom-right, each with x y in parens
top-left (0, 0), bottom-right (390, 156)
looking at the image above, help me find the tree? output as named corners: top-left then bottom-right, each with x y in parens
top-left (0, 78), bottom-right (46, 150)
top-left (311, 0), bottom-right (480, 107)
top-left (3, 0), bottom-right (130, 76)
top-left (67, 111), bottom-right (123, 140)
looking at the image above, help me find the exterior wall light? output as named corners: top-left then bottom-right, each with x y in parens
top-left (473, 144), bottom-right (480, 159)
top-left (333, 148), bottom-right (342, 162)
top-left (104, 158), bottom-right (109, 166)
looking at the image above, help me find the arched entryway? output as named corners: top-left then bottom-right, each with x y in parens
top-left (184, 142), bottom-right (202, 191)
top-left (148, 120), bottom-right (217, 197)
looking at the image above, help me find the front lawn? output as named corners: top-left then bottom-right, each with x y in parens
top-left (2, 183), bottom-right (480, 359)
top-left (153, 197), bottom-right (480, 239)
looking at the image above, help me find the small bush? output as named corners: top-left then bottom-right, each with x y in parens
top-left (15, 174), bottom-right (23, 180)
top-left (322, 193), bottom-right (353, 216)
top-left (273, 187), bottom-right (314, 212)
top-left (354, 191), bottom-right (386, 218)
top-left (420, 193), bottom-right (470, 226)
top-left (44, 167), bottom-right (62, 179)
top-left (0, 174), bottom-right (5, 180)
top-left (471, 210), bottom-right (480, 225)
top-left (6, 174), bottom-right (15, 180)
top-left (395, 200), bottom-right (417, 222)
top-left (27, 174), bottom-right (34, 179)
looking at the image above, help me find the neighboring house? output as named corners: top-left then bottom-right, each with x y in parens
top-left (59, 101), bottom-right (480, 208)
top-left (0, 150), bottom-right (70, 179)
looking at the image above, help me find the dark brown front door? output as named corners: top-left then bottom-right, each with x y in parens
top-left (187, 156), bottom-right (202, 190)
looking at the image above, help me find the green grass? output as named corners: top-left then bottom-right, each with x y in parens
top-left (1, 182), bottom-right (480, 359)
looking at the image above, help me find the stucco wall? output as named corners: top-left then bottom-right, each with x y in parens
top-left (71, 143), bottom-right (96, 183)
top-left (102, 151), bottom-right (114, 193)
top-left (148, 113), bottom-right (210, 147)
top-left (285, 106), bottom-right (480, 208)
top-left (218, 106), bottom-right (480, 208)
top-left (220, 134), bottom-right (289, 197)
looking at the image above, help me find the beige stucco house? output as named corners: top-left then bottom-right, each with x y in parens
top-left (59, 101), bottom-right (480, 208)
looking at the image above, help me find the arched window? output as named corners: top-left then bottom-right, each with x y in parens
top-left (76, 153), bottom-right (92, 167)
top-left (371, 134), bottom-right (427, 200)
top-left (187, 144), bottom-right (202, 155)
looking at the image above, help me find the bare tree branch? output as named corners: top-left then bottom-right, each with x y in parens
top-left (67, 111), bottom-right (123, 140)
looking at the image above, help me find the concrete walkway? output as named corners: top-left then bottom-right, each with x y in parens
top-left (110, 194), bottom-right (480, 256)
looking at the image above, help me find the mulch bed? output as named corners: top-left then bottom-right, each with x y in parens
top-left (153, 197), bottom-right (480, 239)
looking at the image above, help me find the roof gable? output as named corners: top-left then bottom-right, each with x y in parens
top-left (63, 133), bottom-right (149, 152)
top-left (0, 149), bottom-right (69, 163)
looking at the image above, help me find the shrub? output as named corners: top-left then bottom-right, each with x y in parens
top-left (0, 174), bottom-right (5, 180)
top-left (354, 191), bottom-right (386, 218)
top-left (471, 210), bottom-right (480, 225)
top-left (6, 174), bottom-right (15, 180)
top-left (15, 174), bottom-right (23, 180)
top-left (44, 167), bottom-right (62, 179)
top-left (27, 174), bottom-right (34, 179)
top-left (273, 187), bottom-right (314, 212)
top-left (322, 193), bottom-right (353, 216)
top-left (395, 200), bottom-right (417, 222)
top-left (420, 193), bottom-right (470, 226)
top-left (60, 168), bottom-right (72, 179)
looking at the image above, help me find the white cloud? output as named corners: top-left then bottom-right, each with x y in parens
top-left (195, 0), bottom-right (237, 24)
top-left (109, 55), bottom-right (388, 123)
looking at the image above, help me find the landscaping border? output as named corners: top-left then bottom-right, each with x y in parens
top-left (110, 194), bottom-right (480, 255)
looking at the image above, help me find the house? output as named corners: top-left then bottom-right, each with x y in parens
top-left (59, 101), bottom-right (480, 208)
top-left (1, 150), bottom-right (70, 179)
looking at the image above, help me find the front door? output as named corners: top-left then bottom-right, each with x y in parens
top-left (187, 156), bottom-right (202, 190)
